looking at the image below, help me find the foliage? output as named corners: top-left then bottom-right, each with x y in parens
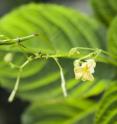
top-left (95, 83), bottom-right (117, 124)
top-left (91, 0), bottom-right (117, 26)
top-left (22, 98), bottom-right (97, 124)
top-left (108, 17), bottom-right (117, 59)
top-left (0, 1), bottom-right (117, 124)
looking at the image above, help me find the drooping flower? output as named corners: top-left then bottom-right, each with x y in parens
top-left (86, 59), bottom-right (96, 73)
top-left (74, 59), bottom-right (96, 81)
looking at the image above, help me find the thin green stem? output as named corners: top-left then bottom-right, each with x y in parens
top-left (8, 59), bottom-right (30, 102)
top-left (0, 33), bottom-right (39, 45)
top-left (73, 47), bottom-right (95, 51)
top-left (53, 58), bottom-right (67, 97)
top-left (8, 69), bottom-right (21, 102)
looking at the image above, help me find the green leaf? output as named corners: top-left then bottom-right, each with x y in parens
top-left (0, 3), bottom-right (103, 51)
top-left (0, 3), bottom-right (114, 101)
top-left (108, 17), bottom-right (117, 59)
top-left (91, 0), bottom-right (117, 26)
top-left (22, 98), bottom-right (97, 124)
top-left (95, 83), bottom-right (117, 124)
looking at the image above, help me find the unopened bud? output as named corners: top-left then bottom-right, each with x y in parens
top-left (69, 48), bottom-right (80, 56)
top-left (4, 53), bottom-right (13, 63)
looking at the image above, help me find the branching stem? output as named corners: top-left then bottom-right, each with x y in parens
top-left (8, 59), bottom-right (30, 102)
top-left (0, 33), bottom-right (39, 45)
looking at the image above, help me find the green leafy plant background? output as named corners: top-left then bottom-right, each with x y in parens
top-left (0, 0), bottom-right (117, 124)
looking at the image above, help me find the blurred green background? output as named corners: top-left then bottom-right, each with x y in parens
top-left (0, 0), bottom-right (117, 124)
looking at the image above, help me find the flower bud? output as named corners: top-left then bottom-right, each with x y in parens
top-left (4, 53), bottom-right (13, 63)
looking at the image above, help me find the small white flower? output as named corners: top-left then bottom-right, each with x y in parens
top-left (74, 59), bottom-right (96, 81)
top-left (86, 59), bottom-right (96, 73)
top-left (4, 53), bottom-right (13, 63)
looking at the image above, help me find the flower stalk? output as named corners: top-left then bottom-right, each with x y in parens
top-left (53, 58), bottom-right (67, 97)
